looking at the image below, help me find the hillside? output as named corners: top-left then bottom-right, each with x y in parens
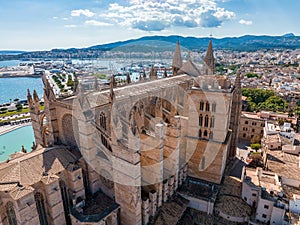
top-left (1, 34), bottom-right (300, 60)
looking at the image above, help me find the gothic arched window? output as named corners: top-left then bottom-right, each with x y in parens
top-left (206, 102), bottom-right (210, 111)
top-left (201, 156), bottom-right (206, 170)
top-left (210, 116), bottom-right (215, 128)
top-left (59, 181), bottom-right (71, 225)
top-left (101, 134), bottom-right (112, 152)
top-left (199, 129), bottom-right (202, 138)
top-left (204, 115), bottom-right (209, 127)
top-left (209, 131), bottom-right (213, 140)
top-left (200, 101), bottom-right (204, 111)
top-left (100, 112), bottom-right (106, 130)
top-left (204, 130), bottom-right (208, 137)
top-left (6, 202), bottom-right (17, 225)
top-left (35, 192), bottom-right (48, 225)
top-left (199, 114), bottom-right (203, 126)
top-left (212, 103), bottom-right (216, 112)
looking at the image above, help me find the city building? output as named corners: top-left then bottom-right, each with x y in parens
top-left (241, 167), bottom-right (290, 225)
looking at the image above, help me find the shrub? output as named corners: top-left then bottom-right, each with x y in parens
top-left (250, 143), bottom-right (261, 150)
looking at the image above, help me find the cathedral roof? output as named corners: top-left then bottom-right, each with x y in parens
top-left (0, 146), bottom-right (79, 195)
top-left (179, 58), bottom-right (204, 77)
top-left (85, 74), bottom-right (192, 108)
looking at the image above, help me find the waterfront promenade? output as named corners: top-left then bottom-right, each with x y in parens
top-left (0, 121), bottom-right (32, 136)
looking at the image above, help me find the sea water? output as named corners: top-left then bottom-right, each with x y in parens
top-left (0, 125), bottom-right (34, 162)
top-left (0, 77), bottom-right (44, 104)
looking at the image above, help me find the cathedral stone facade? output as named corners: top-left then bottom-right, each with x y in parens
top-left (0, 41), bottom-right (241, 225)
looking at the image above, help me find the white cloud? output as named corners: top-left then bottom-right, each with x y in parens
top-left (239, 19), bottom-right (253, 26)
top-left (85, 20), bottom-right (112, 26)
top-left (52, 16), bottom-right (58, 20)
top-left (64, 24), bottom-right (77, 28)
top-left (63, 17), bottom-right (69, 21)
top-left (99, 0), bottom-right (236, 31)
top-left (71, 9), bottom-right (95, 17)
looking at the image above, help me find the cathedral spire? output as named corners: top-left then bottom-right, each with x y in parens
top-left (172, 40), bottom-right (183, 75)
top-left (204, 39), bottom-right (215, 74)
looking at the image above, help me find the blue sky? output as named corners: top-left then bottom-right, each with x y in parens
top-left (0, 0), bottom-right (299, 51)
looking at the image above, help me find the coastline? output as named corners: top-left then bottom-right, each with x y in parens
top-left (0, 74), bottom-right (42, 78)
top-left (0, 122), bottom-right (32, 136)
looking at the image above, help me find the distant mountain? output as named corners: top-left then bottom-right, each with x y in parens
top-left (87, 34), bottom-right (300, 52)
top-left (1, 34), bottom-right (300, 61)
top-left (0, 50), bottom-right (26, 55)
top-left (282, 33), bottom-right (295, 37)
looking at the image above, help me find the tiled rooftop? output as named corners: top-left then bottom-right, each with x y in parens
top-left (0, 146), bottom-right (79, 193)
top-left (266, 150), bottom-right (300, 181)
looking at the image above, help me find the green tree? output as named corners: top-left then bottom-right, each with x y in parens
top-left (258, 96), bottom-right (288, 112)
top-left (250, 143), bottom-right (261, 150)
top-left (16, 104), bottom-right (23, 111)
top-left (242, 88), bottom-right (275, 105)
top-left (245, 73), bottom-right (259, 78)
top-left (295, 106), bottom-right (300, 115)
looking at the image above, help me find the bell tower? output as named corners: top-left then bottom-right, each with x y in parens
top-left (204, 39), bottom-right (215, 74)
top-left (229, 71), bottom-right (242, 158)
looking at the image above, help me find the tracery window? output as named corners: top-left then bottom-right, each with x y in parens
top-left (6, 202), bottom-right (17, 225)
top-left (209, 131), bottom-right (214, 140)
top-left (200, 101), bottom-right (204, 111)
top-left (199, 129), bottom-right (202, 138)
top-left (212, 103), bottom-right (216, 112)
top-left (100, 112), bottom-right (106, 130)
top-left (59, 181), bottom-right (71, 225)
top-left (201, 156), bottom-right (206, 170)
top-left (204, 115), bottom-right (209, 127)
top-left (199, 114), bottom-right (203, 126)
top-left (210, 116), bottom-right (215, 128)
top-left (205, 102), bottom-right (210, 111)
top-left (34, 192), bottom-right (48, 225)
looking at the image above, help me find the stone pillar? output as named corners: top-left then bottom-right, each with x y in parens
top-left (149, 190), bottom-right (157, 217)
top-left (183, 164), bottom-right (188, 181)
top-left (162, 181), bottom-right (169, 202)
top-left (156, 182), bottom-right (163, 208)
top-left (174, 171), bottom-right (179, 190)
top-left (141, 123), bottom-right (164, 186)
top-left (168, 176), bottom-right (175, 197)
top-left (178, 169), bottom-right (183, 186)
top-left (112, 119), bottom-right (142, 225)
top-left (142, 198), bottom-right (150, 225)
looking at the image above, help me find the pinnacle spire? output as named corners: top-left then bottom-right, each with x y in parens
top-left (27, 89), bottom-right (33, 105)
top-left (163, 68), bottom-right (167, 78)
top-left (94, 76), bottom-right (99, 91)
top-left (150, 65), bottom-right (156, 79)
top-left (109, 76), bottom-right (115, 102)
top-left (204, 39), bottom-right (215, 74)
top-left (33, 90), bottom-right (39, 102)
top-left (126, 72), bottom-right (131, 84)
top-left (172, 40), bottom-right (183, 75)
